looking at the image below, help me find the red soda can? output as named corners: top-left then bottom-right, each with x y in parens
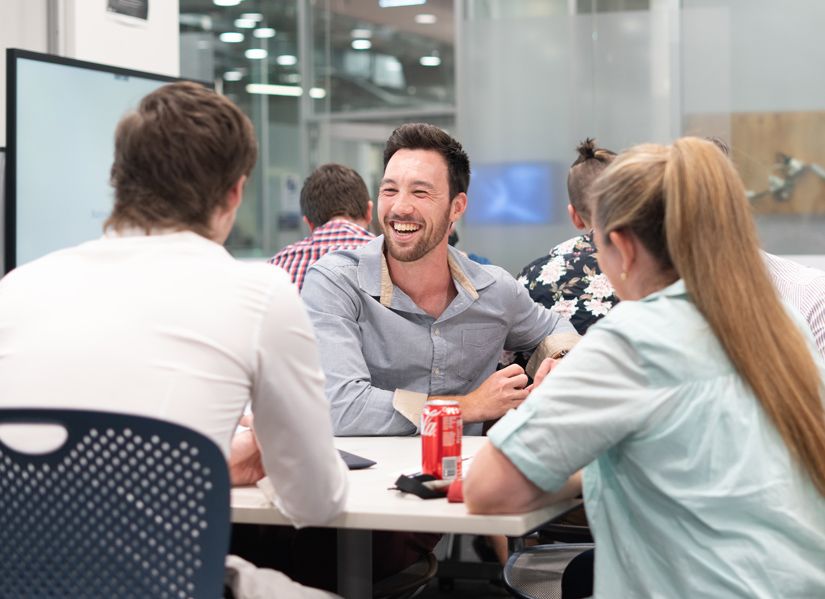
top-left (421, 399), bottom-right (462, 480)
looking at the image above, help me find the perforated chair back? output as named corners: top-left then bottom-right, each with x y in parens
top-left (503, 543), bottom-right (594, 599)
top-left (0, 408), bottom-right (230, 599)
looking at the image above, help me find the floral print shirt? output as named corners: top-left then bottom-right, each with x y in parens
top-left (517, 232), bottom-right (619, 335)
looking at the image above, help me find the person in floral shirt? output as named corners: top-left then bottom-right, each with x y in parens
top-left (518, 139), bottom-right (619, 335)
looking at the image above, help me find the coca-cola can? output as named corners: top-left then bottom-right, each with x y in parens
top-left (421, 399), bottom-right (462, 481)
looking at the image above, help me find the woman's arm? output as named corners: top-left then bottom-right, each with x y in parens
top-left (464, 440), bottom-right (582, 514)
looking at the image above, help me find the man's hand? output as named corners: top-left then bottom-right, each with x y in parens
top-left (459, 364), bottom-right (530, 422)
top-left (229, 415), bottom-right (265, 486)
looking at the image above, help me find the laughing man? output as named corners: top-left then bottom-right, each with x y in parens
top-left (301, 123), bottom-right (579, 436)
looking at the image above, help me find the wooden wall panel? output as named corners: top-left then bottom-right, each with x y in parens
top-left (684, 111), bottom-right (825, 215)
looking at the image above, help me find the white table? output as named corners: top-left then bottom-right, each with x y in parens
top-left (232, 437), bottom-right (579, 598)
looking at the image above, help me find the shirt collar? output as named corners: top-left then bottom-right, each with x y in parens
top-left (102, 227), bottom-right (220, 248)
top-left (311, 219), bottom-right (372, 237)
top-left (356, 235), bottom-right (496, 306)
top-left (640, 278), bottom-right (688, 303)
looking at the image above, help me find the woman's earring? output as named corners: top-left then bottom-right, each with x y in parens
top-left (620, 271), bottom-right (627, 281)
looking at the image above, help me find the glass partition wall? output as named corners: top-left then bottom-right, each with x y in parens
top-left (459, 0), bottom-right (825, 273)
top-left (680, 0), bottom-right (825, 266)
top-left (179, 0), bottom-right (455, 259)
top-left (179, 1), bottom-right (825, 269)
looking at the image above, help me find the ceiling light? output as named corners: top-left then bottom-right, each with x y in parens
top-left (379, 0), bottom-right (426, 7)
top-left (419, 55), bottom-right (441, 66)
top-left (179, 14), bottom-right (213, 30)
top-left (351, 28), bottom-right (373, 39)
top-left (219, 32), bottom-right (244, 43)
top-left (282, 73), bottom-right (301, 83)
top-left (415, 13), bottom-right (437, 24)
top-left (276, 54), bottom-right (298, 66)
top-left (223, 71), bottom-right (243, 81)
top-left (309, 87), bottom-right (327, 99)
top-left (213, 0), bottom-right (242, 6)
top-left (351, 39), bottom-right (372, 50)
top-left (234, 18), bottom-right (257, 28)
top-left (239, 12), bottom-right (263, 21)
top-left (245, 48), bottom-right (268, 60)
top-left (246, 83), bottom-right (303, 96)
top-left (253, 27), bottom-right (276, 38)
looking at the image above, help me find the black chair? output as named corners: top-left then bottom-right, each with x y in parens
top-left (503, 543), bottom-right (594, 599)
top-left (374, 552), bottom-right (439, 599)
top-left (537, 523), bottom-right (593, 545)
top-left (0, 408), bottom-right (231, 599)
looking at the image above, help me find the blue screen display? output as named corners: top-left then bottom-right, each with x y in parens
top-left (465, 162), bottom-right (559, 225)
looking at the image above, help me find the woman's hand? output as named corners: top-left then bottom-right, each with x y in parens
top-left (526, 357), bottom-right (559, 393)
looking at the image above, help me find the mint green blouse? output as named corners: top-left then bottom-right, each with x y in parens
top-left (490, 280), bottom-right (825, 598)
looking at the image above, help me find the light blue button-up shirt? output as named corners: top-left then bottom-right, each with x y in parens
top-left (490, 280), bottom-right (825, 598)
top-left (301, 236), bottom-right (575, 436)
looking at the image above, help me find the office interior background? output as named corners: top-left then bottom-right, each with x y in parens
top-left (1, 0), bottom-right (824, 275)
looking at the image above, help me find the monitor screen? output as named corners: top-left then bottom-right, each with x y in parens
top-left (465, 161), bottom-right (562, 225)
top-left (4, 49), bottom-right (187, 273)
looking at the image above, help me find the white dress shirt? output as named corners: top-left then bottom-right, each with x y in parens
top-left (765, 252), bottom-right (825, 357)
top-left (0, 230), bottom-right (347, 528)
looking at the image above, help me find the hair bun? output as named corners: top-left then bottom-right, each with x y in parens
top-left (576, 138), bottom-right (598, 160)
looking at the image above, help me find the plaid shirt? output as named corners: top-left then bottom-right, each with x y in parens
top-left (269, 220), bottom-right (374, 291)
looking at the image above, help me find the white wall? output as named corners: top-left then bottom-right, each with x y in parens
top-left (0, 0), bottom-right (180, 147)
top-left (62, 0), bottom-right (179, 76)
top-left (0, 0), bottom-right (49, 146)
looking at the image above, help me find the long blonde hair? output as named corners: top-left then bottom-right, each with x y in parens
top-left (592, 137), bottom-right (825, 496)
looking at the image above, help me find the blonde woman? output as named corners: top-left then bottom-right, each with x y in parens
top-left (465, 137), bottom-right (825, 597)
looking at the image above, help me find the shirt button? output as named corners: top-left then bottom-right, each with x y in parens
top-left (434, 368), bottom-right (440, 376)
top-left (434, 329), bottom-right (440, 336)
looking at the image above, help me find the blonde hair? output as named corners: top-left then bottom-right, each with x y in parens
top-left (592, 136), bottom-right (825, 497)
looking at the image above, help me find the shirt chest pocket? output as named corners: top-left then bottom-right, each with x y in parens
top-left (456, 325), bottom-right (506, 382)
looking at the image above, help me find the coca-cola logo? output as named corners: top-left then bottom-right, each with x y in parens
top-left (421, 419), bottom-right (438, 437)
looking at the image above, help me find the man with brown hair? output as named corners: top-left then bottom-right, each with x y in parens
top-left (302, 123), bottom-right (579, 437)
top-left (269, 163), bottom-right (374, 290)
top-left (0, 81), bottom-right (346, 598)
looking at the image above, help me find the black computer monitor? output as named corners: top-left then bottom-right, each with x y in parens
top-left (0, 147), bottom-right (5, 273)
top-left (4, 49), bottom-right (194, 273)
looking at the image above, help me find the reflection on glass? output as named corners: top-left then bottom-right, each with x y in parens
top-left (311, 1), bottom-right (455, 114)
top-left (180, 0), bottom-right (457, 258)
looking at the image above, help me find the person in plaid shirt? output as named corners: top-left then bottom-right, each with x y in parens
top-left (269, 163), bottom-right (374, 290)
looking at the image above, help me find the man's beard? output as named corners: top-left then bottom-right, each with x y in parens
top-left (383, 205), bottom-right (452, 263)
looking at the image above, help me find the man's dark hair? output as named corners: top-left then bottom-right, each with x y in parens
top-left (300, 163), bottom-right (371, 227)
top-left (383, 123), bottom-right (470, 200)
top-left (567, 138), bottom-right (616, 224)
top-left (106, 81), bottom-right (258, 237)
